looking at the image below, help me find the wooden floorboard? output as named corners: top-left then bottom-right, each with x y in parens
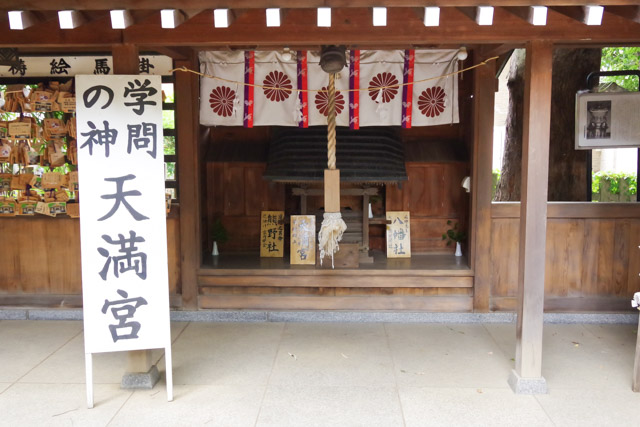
top-left (199, 295), bottom-right (474, 311)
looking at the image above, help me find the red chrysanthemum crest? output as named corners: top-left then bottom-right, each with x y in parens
top-left (263, 71), bottom-right (293, 102)
top-left (418, 86), bottom-right (446, 118)
top-left (315, 87), bottom-right (345, 117)
top-left (368, 72), bottom-right (399, 103)
top-left (209, 86), bottom-right (236, 118)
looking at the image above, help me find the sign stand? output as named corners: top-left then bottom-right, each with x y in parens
top-left (85, 345), bottom-right (173, 408)
top-left (85, 353), bottom-right (93, 409)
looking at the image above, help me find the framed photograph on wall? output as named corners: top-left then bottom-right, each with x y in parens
top-left (575, 91), bottom-right (640, 149)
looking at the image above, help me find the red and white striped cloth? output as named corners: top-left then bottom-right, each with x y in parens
top-left (199, 49), bottom-right (459, 128)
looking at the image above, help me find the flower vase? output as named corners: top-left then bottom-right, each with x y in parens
top-left (212, 241), bottom-right (219, 256)
top-left (454, 242), bottom-right (462, 257)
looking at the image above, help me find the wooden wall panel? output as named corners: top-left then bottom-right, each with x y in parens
top-left (0, 217), bottom-right (181, 296)
top-left (626, 221), bottom-right (640, 296)
top-left (223, 165), bottom-right (246, 216)
top-left (544, 219), bottom-right (584, 297)
top-left (490, 218), bottom-right (520, 298)
top-left (581, 219), bottom-right (616, 296)
top-left (385, 162), bottom-right (470, 253)
top-left (490, 214), bottom-right (640, 302)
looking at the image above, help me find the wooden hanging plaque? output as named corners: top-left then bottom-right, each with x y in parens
top-left (290, 215), bottom-right (315, 265)
top-left (0, 198), bottom-right (17, 216)
top-left (260, 211), bottom-right (284, 258)
top-left (8, 122), bottom-right (31, 139)
top-left (386, 211), bottom-right (411, 258)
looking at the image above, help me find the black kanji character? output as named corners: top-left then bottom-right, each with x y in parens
top-left (101, 289), bottom-right (148, 342)
top-left (123, 79), bottom-right (157, 116)
top-left (98, 174), bottom-right (149, 222)
top-left (98, 230), bottom-right (148, 280)
top-left (138, 58), bottom-right (155, 74)
top-left (80, 120), bottom-right (117, 157)
top-left (127, 123), bottom-right (157, 159)
top-left (8, 59), bottom-right (26, 77)
top-left (50, 58), bottom-right (71, 75)
top-left (93, 58), bottom-right (111, 75)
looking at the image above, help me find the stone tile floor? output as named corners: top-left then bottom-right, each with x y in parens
top-left (0, 319), bottom-right (639, 426)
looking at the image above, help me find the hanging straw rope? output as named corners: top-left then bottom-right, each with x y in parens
top-left (318, 73), bottom-right (347, 268)
top-left (169, 56), bottom-right (498, 94)
top-left (327, 73), bottom-right (337, 170)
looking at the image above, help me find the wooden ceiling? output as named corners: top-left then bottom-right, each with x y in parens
top-left (0, 2), bottom-right (638, 54)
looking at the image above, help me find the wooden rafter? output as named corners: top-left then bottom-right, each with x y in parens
top-left (2, 1), bottom-right (640, 10)
top-left (606, 5), bottom-right (640, 24)
top-left (0, 6), bottom-right (638, 49)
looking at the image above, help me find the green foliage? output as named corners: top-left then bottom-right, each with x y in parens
top-left (592, 171), bottom-right (637, 195)
top-left (442, 220), bottom-right (467, 246)
top-left (211, 218), bottom-right (229, 244)
top-left (492, 169), bottom-right (501, 199)
top-left (600, 47), bottom-right (640, 92)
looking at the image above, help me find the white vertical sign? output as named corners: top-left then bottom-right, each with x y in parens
top-left (76, 75), bottom-right (172, 405)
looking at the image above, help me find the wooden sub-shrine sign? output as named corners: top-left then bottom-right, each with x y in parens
top-left (386, 211), bottom-right (411, 258)
top-left (291, 215), bottom-right (316, 265)
top-left (260, 211), bottom-right (284, 257)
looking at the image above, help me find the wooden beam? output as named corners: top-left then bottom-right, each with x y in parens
top-left (514, 40), bottom-right (553, 382)
top-left (471, 51), bottom-right (496, 312)
top-left (147, 45), bottom-right (191, 60)
top-left (502, 6), bottom-right (547, 25)
top-left (4, 1), bottom-right (639, 10)
top-left (606, 6), bottom-right (640, 24)
top-left (198, 275), bottom-right (474, 288)
top-left (324, 169), bottom-right (341, 213)
top-left (176, 53), bottom-right (201, 309)
top-left (550, 6), bottom-right (604, 25)
top-left (490, 296), bottom-right (637, 312)
top-left (199, 294), bottom-right (474, 311)
top-left (1, 7), bottom-right (640, 48)
top-left (112, 43), bottom-right (139, 74)
top-left (492, 201), bottom-right (640, 219)
top-left (477, 43), bottom-right (518, 61)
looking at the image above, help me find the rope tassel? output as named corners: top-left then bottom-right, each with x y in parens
top-left (318, 73), bottom-right (347, 268)
top-left (318, 212), bottom-right (347, 268)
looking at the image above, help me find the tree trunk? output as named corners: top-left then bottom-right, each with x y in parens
top-left (495, 50), bottom-right (525, 201)
top-left (495, 48), bottom-right (601, 201)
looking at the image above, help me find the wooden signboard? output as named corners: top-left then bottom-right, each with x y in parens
top-left (386, 211), bottom-right (411, 258)
top-left (290, 215), bottom-right (315, 265)
top-left (260, 211), bottom-right (284, 257)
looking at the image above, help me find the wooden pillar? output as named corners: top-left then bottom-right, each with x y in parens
top-left (509, 41), bottom-right (553, 394)
top-left (175, 54), bottom-right (201, 309)
top-left (633, 315), bottom-right (640, 392)
top-left (471, 54), bottom-right (496, 312)
top-left (111, 43), bottom-right (157, 381)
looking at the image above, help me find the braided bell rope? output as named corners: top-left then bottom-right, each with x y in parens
top-left (327, 73), bottom-right (337, 170)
